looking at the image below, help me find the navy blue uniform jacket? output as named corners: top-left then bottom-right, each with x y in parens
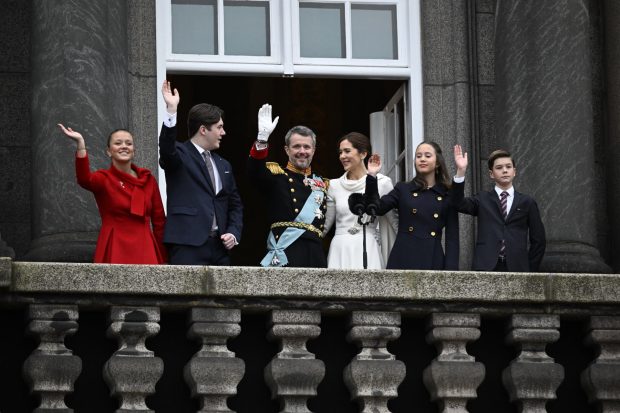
top-left (451, 181), bottom-right (545, 272)
top-left (366, 175), bottom-right (459, 270)
top-left (159, 124), bottom-right (243, 246)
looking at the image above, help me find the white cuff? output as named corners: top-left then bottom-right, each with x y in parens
top-left (164, 112), bottom-right (177, 128)
top-left (453, 176), bottom-right (465, 183)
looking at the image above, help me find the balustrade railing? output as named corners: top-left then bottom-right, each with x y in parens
top-left (1, 258), bottom-right (620, 413)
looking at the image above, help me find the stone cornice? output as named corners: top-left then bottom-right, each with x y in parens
top-left (4, 260), bottom-right (620, 305)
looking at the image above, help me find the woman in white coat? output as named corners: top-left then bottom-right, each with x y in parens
top-left (323, 132), bottom-right (397, 269)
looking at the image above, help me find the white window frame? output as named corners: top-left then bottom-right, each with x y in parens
top-left (292, 0), bottom-right (407, 68)
top-left (160, 0), bottom-right (411, 77)
top-left (164, 0), bottom-right (282, 67)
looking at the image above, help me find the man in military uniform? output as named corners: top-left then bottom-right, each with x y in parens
top-left (247, 104), bottom-right (328, 268)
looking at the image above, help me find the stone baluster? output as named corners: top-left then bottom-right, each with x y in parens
top-left (184, 308), bottom-right (245, 412)
top-left (502, 314), bottom-right (564, 413)
top-left (22, 304), bottom-right (82, 412)
top-left (103, 306), bottom-right (163, 412)
top-left (343, 311), bottom-right (405, 413)
top-left (264, 309), bottom-right (325, 413)
top-left (581, 316), bottom-right (620, 412)
top-left (423, 313), bottom-right (485, 413)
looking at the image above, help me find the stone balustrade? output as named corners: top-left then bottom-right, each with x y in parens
top-left (1, 258), bottom-right (620, 412)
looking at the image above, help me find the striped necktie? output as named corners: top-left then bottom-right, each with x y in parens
top-left (499, 191), bottom-right (508, 257)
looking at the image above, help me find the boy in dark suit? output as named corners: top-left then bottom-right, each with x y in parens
top-left (159, 81), bottom-right (243, 265)
top-left (452, 146), bottom-right (545, 272)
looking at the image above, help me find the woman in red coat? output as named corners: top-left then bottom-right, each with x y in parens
top-left (58, 124), bottom-right (167, 264)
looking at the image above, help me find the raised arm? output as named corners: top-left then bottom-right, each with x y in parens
top-left (58, 123), bottom-right (86, 158)
top-left (367, 154), bottom-right (382, 177)
top-left (159, 80), bottom-right (182, 171)
top-left (453, 144), bottom-right (468, 178)
top-left (162, 80), bottom-right (179, 115)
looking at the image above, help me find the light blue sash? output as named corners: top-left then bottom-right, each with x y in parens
top-left (261, 177), bottom-right (325, 267)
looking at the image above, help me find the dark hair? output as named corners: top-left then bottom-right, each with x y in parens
top-left (107, 129), bottom-right (133, 147)
top-left (284, 125), bottom-right (316, 147)
top-left (338, 132), bottom-right (371, 167)
top-left (413, 141), bottom-right (452, 189)
top-left (187, 103), bottom-right (224, 138)
top-left (488, 149), bottom-right (515, 169)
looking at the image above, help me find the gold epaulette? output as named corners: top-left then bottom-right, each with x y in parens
top-left (265, 162), bottom-right (285, 175)
top-left (323, 178), bottom-right (330, 190)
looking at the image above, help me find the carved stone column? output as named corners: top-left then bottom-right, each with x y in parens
top-left (184, 308), bottom-right (245, 412)
top-left (502, 314), bottom-right (564, 413)
top-left (103, 306), bottom-right (163, 412)
top-left (495, 0), bottom-right (610, 272)
top-left (264, 310), bottom-right (325, 413)
top-left (22, 304), bottom-right (82, 412)
top-left (581, 316), bottom-right (620, 412)
top-left (423, 313), bottom-right (485, 413)
top-left (343, 311), bottom-right (405, 413)
top-left (26, 0), bottom-right (129, 261)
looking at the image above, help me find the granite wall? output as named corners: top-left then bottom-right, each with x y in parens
top-left (0, 0), bottom-right (31, 259)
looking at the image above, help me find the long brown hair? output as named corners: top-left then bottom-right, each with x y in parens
top-left (413, 141), bottom-right (452, 189)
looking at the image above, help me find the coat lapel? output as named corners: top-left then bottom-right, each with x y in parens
top-left (506, 191), bottom-right (521, 221)
top-left (185, 141), bottom-right (216, 195)
top-left (489, 189), bottom-right (504, 219)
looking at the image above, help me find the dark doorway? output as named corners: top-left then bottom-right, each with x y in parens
top-left (167, 74), bottom-right (403, 265)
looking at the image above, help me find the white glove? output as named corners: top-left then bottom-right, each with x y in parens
top-left (257, 103), bottom-right (279, 142)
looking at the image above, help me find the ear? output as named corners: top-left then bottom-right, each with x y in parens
top-left (106, 151), bottom-right (111, 157)
top-left (489, 170), bottom-right (493, 179)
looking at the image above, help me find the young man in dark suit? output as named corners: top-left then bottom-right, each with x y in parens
top-left (159, 81), bottom-right (243, 265)
top-left (452, 146), bottom-right (546, 272)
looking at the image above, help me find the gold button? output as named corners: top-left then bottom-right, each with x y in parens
top-left (293, 198), bottom-right (297, 202)
top-left (431, 231), bottom-right (436, 236)
top-left (288, 178), bottom-right (293, 183)
top-left (294, 208), bottom-right (299, 213)
top-left (437, 196), bottom-right (443, 201)
top-left (413, 193), bottom-right (419, 197)
top-left (320, 224), bottom-right (324, 229)
top-left (433, 213), bottom-right (439, 219)
top-left (291, 188), bottom-right (295, 193)
top-left (412, 208), bottom-right (417, 214)
top-left (408, 226), bottom-right (414, 232)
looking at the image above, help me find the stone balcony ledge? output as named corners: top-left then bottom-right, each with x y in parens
top-left (2, 258), bottom-right (620, 309)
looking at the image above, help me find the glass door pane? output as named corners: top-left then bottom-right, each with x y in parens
top-left (224, 1), bottom-right (270, 56)
top-left (171, 0), bottom-right (218, 54)
top-left (299, 3), bottom-right (345, 58)
top-left (351, 4), bottom-right (398, 59)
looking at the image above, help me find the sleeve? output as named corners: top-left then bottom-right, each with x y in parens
top-left (377, 176), bottom-right (398, 263)
top-left (247, 144), bottom-right (272, 183)
top-left (322, 183), bottom-right (336, 236)
top-left (225, 166), bottom-right (244, 242)
top-left (75, 153), bottom-right (104, 192)
top-left (450, 180), bottom-right (479, 216)
top-left (366, 175), bottom-right (400, 215)
top-left (149, 177), bottom-right (168, 263)
top-left (158, 124), bottom-right (182, 171)
top-left (527, 199), bottom-right (546, 272)
top-left (443, 200), bottom-right (460, 270)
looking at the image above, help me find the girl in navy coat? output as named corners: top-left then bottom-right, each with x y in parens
top-left (365, 142), bottom-right (459, 270)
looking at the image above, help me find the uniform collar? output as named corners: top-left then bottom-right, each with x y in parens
top-left (286, 161), bottom-right (311, 176)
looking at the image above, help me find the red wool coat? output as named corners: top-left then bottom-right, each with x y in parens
top-left (76, 154), bottom-right (167, 264)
